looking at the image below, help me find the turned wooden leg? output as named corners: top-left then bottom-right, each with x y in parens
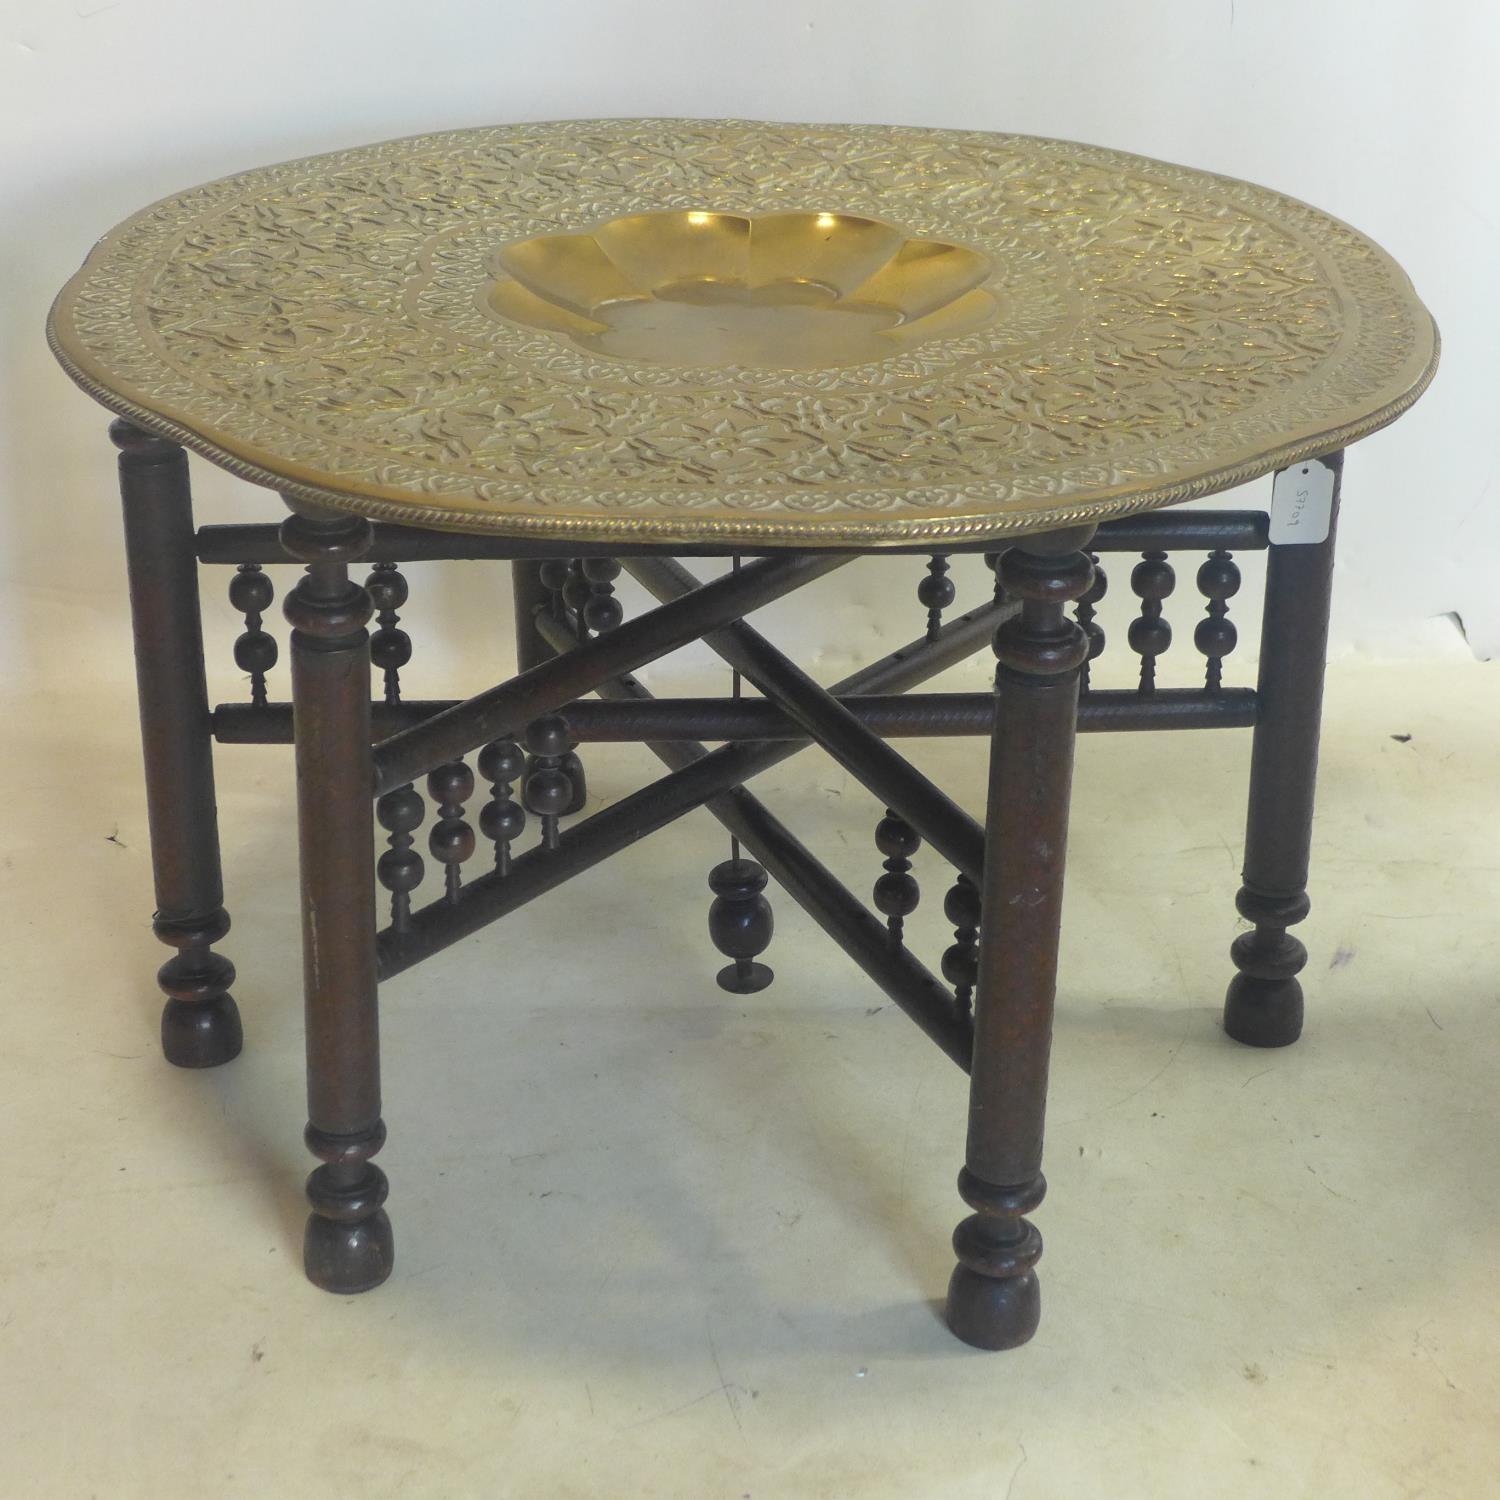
top-left (1225, 451), bottom-right (1343, 1047)
top-left (282, 505), bottom-right (392, 1293)
top-left (946, 525), bottom-right (1095, 1350)
top-left (113, 420), bottom-right (242, 1068)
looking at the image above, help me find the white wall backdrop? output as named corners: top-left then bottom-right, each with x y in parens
top-left (3, 0), bottom-right (1495, 694)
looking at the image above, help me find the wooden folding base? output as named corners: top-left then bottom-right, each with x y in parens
top-left (114, 417), bottom-right (1342, 1346)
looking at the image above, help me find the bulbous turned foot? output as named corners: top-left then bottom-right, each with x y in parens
top-left (304, 1208), bottom-right (394, 1294)
top-left (1230, 882), bottom-right (1314, 1050)
top-left (155, 913), bottom-right (241, 1067)
top-left (1225, 907), bottom-right (1307, 1047)
top-left (945, 1264), bottom-right (1041, 1351)
top-left (1223, 973), bottom-right (1303, 1048)
top-left (946, 1171), bottom-right (1046, 1350)
top-left (303, 1159), bottom-right (393, 1294)
top-left (160, 993), bottom-right (243, 1068)
top-left (304, 1212), bottom-right (393, 1296)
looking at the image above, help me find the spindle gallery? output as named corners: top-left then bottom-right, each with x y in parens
top-left (48, 120), bottom-right (1436, 1349)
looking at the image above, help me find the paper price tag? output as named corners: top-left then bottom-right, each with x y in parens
top-left (1269, 460), bottom-right (1335, 545)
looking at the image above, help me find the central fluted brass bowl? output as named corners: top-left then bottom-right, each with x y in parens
top-left (485, 210), bottom-right (999, 368)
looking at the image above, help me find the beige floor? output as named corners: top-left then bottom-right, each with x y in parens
top-left (3, 657), bottom-right (1498, 1498)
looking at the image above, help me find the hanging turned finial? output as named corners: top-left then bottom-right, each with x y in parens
top-left (918, 555), bottom-right (955, 642)
top-left (705, 553), bottom-right (773, 994)
top-left (708, 858), bottom-right (775, 994)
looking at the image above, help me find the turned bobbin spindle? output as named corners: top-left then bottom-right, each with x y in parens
top-left (426, 761), bottom-right (475, 901)
top-left (918, 555), bottom-right (955, 642)
top-left (376, 783), bottom-right (425, 931)
top-left (477, 738), bottom-right (526, 875)
top-left (941, 873), bottom-right (980, 1020)
top-left (229, 563), bottom-right (278, 706)
top-left (365, 561), bottom-right (411, 704)
top-left (873, 809), bottom-right (922, 947)
top-left (1128, 550), bottom-right (1175, 693)
top-left (1074, 553), bottom-right (1107, 692)
top-left (523, 715), bottom-right (573, 851)
top-left (1194, 550), bottom-right (1241, 691)
top-left (707, 858), bottom-right (774, 994)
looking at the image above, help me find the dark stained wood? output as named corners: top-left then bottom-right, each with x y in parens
top-left (941, 874), bottom-right (980, 1022)
top-left (562, 560), bottom-right (591, 643)
top-left (918, 554), bottom-right (954, 642)
top-left (365, 562), bottom-right (411, 705)
top-left (510, 560), bottom-right (554, 674)
top-left (522, 715), bottom-right (572, 852)
top-left (377, 598), bottom-right (1011, 980)
top-left (559, 742), bottom-right (588, 818)
top-left (946, 524), bottom-right (1095, 1351)
top-left (1128, 550), bottom-right (1175, 693)
top-left (373, 551), bottom-right (853, 793)
top-left (1224, 451), bottom-right (1344, 1047)
top-left (873, 810), bottom-right (922, 947)
top-left (581, 557), bottom-right (624, 634)
top-left (1074, 553), bottom-right (1107, 693)
top-left (477, 739), bottom-right (526, 875)
top-left (625, 556), bottom-right (987, 884)
top-left (426, 761), bottom-right (476, 902)
top-left (531, 611), bottom-right (973, 1063)
top-left (101, 424), bottom-right (1349, 1350)
top-left (376, 784), bottom-right (425, 932)
top-left (216, 685), bottom-right (1258, 744)
top-left (707, 859), bottom-right (775, 993)
top-left (281, 503), bottom-right (392, 1294)
top-left (1195, 551), bottom-right (1241, 692)
top-left (195, 509), bottom-right (1274, 564)
top-left (113, 419), bottom-right (242, 1069)
top-left (228, 563), bottom-right (277, 707)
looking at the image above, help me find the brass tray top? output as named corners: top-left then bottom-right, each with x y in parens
top-left (48, 119), bottom-right (1437, 547)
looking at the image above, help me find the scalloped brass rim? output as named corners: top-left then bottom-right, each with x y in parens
top-left (46, 119), bottom-right (1440, 546)
top-left (46, 312), bottom-right (1438, 546)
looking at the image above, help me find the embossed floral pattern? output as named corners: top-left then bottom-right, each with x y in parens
top-left (47, 120), bottom-right (1436, 544)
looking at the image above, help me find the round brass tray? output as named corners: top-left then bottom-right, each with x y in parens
top-left (48, 119), bottom-right (1438, 547)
